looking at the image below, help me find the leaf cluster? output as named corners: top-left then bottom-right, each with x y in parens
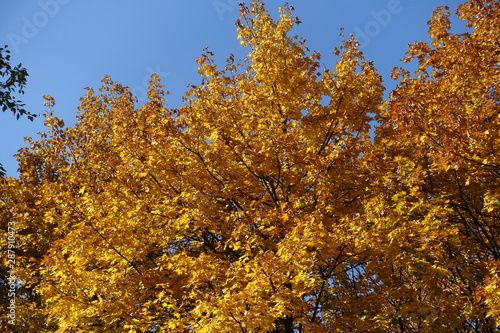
top-left (0, 45), bottom-right (34, 121)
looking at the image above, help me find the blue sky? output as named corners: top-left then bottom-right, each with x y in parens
top-left (1, 0), bottom-right (464, 176)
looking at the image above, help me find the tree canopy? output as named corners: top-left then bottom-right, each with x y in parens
top-left (1, 1), bottom-right (499, 332)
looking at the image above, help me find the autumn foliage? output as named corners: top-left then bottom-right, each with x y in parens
top-left (1, 0), bottom-right (499, 332)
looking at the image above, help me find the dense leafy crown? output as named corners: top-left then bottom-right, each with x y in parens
top-left (1, 1), bottom-right (499, 332)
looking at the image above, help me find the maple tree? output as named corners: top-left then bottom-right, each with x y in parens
top-left (1, 0), bottom-right (499, 332)
top-left (363, 1), bottom-right (499, 331)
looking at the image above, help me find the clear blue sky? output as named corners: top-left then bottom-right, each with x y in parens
top-left (1, 0), bottom-right (464, 176)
